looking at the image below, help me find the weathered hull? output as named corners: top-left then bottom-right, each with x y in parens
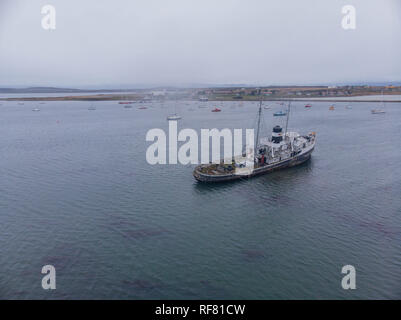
top-left (193, 147), bottom-right (314, 183)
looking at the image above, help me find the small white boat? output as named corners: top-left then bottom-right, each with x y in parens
top-left (167, 114), bottom-right (181, 120)
top-left (32, 108), bottom-right (40, 112)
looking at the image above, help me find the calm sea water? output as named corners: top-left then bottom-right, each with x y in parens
top-left (0, 100), bottom-right (400, 299)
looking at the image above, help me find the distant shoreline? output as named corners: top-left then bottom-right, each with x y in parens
top-left (1, 85), bottom-right (401, 103)
top-left (1, 94), bottom-right (400, 103)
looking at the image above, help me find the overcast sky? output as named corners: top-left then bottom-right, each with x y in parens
top-left (0, 0), bottom-right (400, 88)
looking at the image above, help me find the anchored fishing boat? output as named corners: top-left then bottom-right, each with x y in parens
top-left (305, 104), bottom-right (312, 108)
top-left (193, 101), bottom-right (316, 183)
top-left (211, 107), bottom-right (221, 112)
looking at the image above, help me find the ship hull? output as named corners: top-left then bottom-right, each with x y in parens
top-left (193, 147), bottom-right (314, 183)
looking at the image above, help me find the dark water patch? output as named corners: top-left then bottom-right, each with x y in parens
top-left (240, 249), bottom-right (272, 262)
top-left (119, 228), bottom-right (170, 240)
top-left (122, 278), bottom-right (164, 291)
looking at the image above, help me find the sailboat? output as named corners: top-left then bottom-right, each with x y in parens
top-left (371, 90), bottom-right (386, 114)
top-left (167, 101), bottom-right (181, 120)
top-left (88, 103), bottom-right (96, 110)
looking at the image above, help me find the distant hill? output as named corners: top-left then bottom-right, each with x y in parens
top-left (0, 87), bottom-right (88, 93)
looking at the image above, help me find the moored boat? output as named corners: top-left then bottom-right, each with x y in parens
top-left (371, 109), bottom-right (385, 114)
top-left (273, 110), bottom-right (287, 116)
top-left (167, 113), bottom-right (181, 120)
top-left (193, 101), bottom-right (316, 183)
top-left (211, 107), bottom-right (221, 112)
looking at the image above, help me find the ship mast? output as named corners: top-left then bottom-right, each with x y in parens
top-left (284, 100), bottom-right (291, 140)
top-left (255, 95), bottom-right (263, 149)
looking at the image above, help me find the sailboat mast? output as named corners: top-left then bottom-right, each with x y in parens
top-left (284, 101), bottom-right (291, 140)
top-left (255, 97), bottom-right (263, 148)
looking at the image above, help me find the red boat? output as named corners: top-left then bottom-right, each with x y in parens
top-left (305, 104), bottom-right (312, 108)
top-left (119, 101), bottom-right (134, 104)
top-left (211, 107), bottom-right (221, 112)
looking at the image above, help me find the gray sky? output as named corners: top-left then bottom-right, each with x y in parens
top-left (0, 0), bottom-right (400, 88)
